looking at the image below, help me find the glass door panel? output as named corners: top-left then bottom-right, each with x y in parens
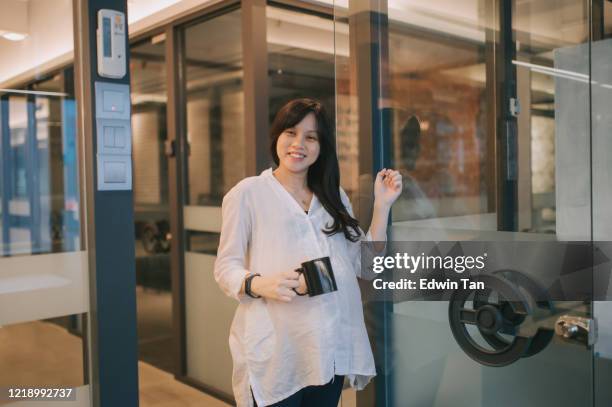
top-left (334, 0), bottom-right (597, 406)
top-left (0, 1), bottom-right (87, 397)
top-left (266, 5), bottom-right (335, 124)
top-left (591, 5), bottom-right (612, 405)
top-left (181, 9), bottom-right (244, 398)
top-left (129, 35), bottom-right (174, 373)
top-left (0, 67), bottom-right (89, 405)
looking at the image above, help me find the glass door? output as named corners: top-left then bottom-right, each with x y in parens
top-left (129, 34), bottom-right (174, 374)
top-left (171, 4), bottom-right (338, 402)
top-left (178, 8), bottom-right (245, 400)
top-left (0, 68), bottom-right (90, 405)
top-left (591, 2), bottom-right (612, 404)
top-left (334, 0), bottom-right (605, 406)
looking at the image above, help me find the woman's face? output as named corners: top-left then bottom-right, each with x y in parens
top-left (276, 112), bottom-right (320, 174)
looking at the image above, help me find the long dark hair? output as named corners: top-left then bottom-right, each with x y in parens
top-left (270, 98), bottom-right (361, 242)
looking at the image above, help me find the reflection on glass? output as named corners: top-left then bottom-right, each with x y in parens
top-left (182, 9), bottom-right (244, 398)
top-left (0, 0), bottom-right (87, 395)
top-left (185, 11), bottom-right (245, 206)
top-left (267, 6), bottom-right (335, 124)
top-left (0, 318), bottom-right (85, 395)
top-left (187, 231), bottom-right (220, 255)
top-left (331, 10), bottom-right (359, 209)
top-left (514, 0), bottom-right (590, 237)
top-left (1, 73), bottom-right (80, 256)
top-left (130, 36), bottom-right (174, 373)
top-left (592, 2), bottom-right (612, 403)
top-left (334, 1), bottom-right (594, 407)
top-left (386, 2), bottom-right (489, 223)
top-left (131, 37), bottom-right (168, 208)
top-left (130, 37), bottom-right (170, 257)
top-left (606, 1), bottom-right (612, 38)
top-left (393, 115), bottom-right (436, 220)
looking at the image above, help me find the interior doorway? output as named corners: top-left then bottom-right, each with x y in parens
top-left (129, 35), bottom-right (174, 374)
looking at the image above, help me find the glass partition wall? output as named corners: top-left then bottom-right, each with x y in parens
top-left (334, 0), bottom-right (609, 406)
top-left (173, 3), bottom-right (336, 401)
top-left (0, 68), bottom-right (89, 406)
top-left (107, 2), bottom-right (338, 402)
top-left (180, 8), bottom-right (245, 399)
top-left (129, 35), bottom-right (173, 373)
top-left (267, 5), bottom-right (335, 124)
top-left (0, 1), bottom-right (90, 406)
top-left (589, 1), bottom-right (612, 404)
top-left (1, 77), bottom-right (80, 256)
top-left (0, 1), bottom-right (598, 406)
top-left (14, 1), bottom-right (595, 406)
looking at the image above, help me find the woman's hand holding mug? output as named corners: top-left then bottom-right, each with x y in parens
top-left (250, 271), bottom-right (303, 302)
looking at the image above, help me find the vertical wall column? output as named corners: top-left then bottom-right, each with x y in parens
top-left (483, 0), bottom-right (498, 214)
top-left (515, 0), bottom-right (533, 232)
top-left (25, 93), bottom-right (42, 252)
top-left (496, 0), bottom-right (519, 231)
top-left (0, 95), bottom-right (10, 255)
top-left (242, 0), bottom-right (269, 175)
top-left (592, 0), bottom-right (605, 41)
top-left (73, 0), bottom-right (139, 406)
top-left (165, 24), bottom-right (188, 378)
top-left (347, 1), bottom-right (392, 406)
top-left (349, 0), bottom-right (391, 223)
top-left (61, 67), bottom-right (81, 252)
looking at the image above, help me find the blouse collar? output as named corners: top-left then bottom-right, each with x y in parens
top-left (262, 168), bottom-right (320, 216)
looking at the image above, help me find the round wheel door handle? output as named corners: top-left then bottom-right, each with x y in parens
top-left (449, 274), bottom-right (535, 367)
top-left (472, 270), bottom-right (555, 358)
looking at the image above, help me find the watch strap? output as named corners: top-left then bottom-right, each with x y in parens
top-left (245, 273), bottom-right (261, 298)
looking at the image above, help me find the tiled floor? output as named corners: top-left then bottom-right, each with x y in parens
top-left (139, 361), bottom-right (229, 407)
top-left (136, 286), bottom-right (174, 373)
top-left (0, 320), bottom-right (230, 407)
top-left (0, 308), bottom-right (356, 406)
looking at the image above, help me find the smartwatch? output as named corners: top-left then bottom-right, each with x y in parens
top-left (244, 273), bottom-right (261, 298)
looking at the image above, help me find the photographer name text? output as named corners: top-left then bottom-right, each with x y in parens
top-left (370, 252), bottom-right (488, 291)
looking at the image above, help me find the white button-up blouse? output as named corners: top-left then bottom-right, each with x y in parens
top-left (214, 168), bottom-right (381, 407)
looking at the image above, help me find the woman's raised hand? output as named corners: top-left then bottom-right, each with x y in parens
top-left (250, 271), bottom-right (302, 302)
top-left (374, 168), bottom-right (402, 207)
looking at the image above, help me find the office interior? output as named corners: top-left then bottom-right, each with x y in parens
top-left (1, 0), bottom-right (612, 406)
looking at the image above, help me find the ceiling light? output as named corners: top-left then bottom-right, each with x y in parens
top-left (2, 32), bottom-right (28, 41)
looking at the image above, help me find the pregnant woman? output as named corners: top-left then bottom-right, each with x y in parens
top-left (214, 98), bottom-right (402, 406)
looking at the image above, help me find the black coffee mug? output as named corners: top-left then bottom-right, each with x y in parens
top-left (294, 256), bottom-right (338, 297)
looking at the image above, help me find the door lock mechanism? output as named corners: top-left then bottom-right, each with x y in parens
top-left (555, 315), bottom-right (597, 347)
top-left (509, 97), bottom-right (521, 117)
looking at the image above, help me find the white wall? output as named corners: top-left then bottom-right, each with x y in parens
top-left (0, 0), bottom-right (218, 86)
top-left (0, 0), bottom-right (73, 85)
